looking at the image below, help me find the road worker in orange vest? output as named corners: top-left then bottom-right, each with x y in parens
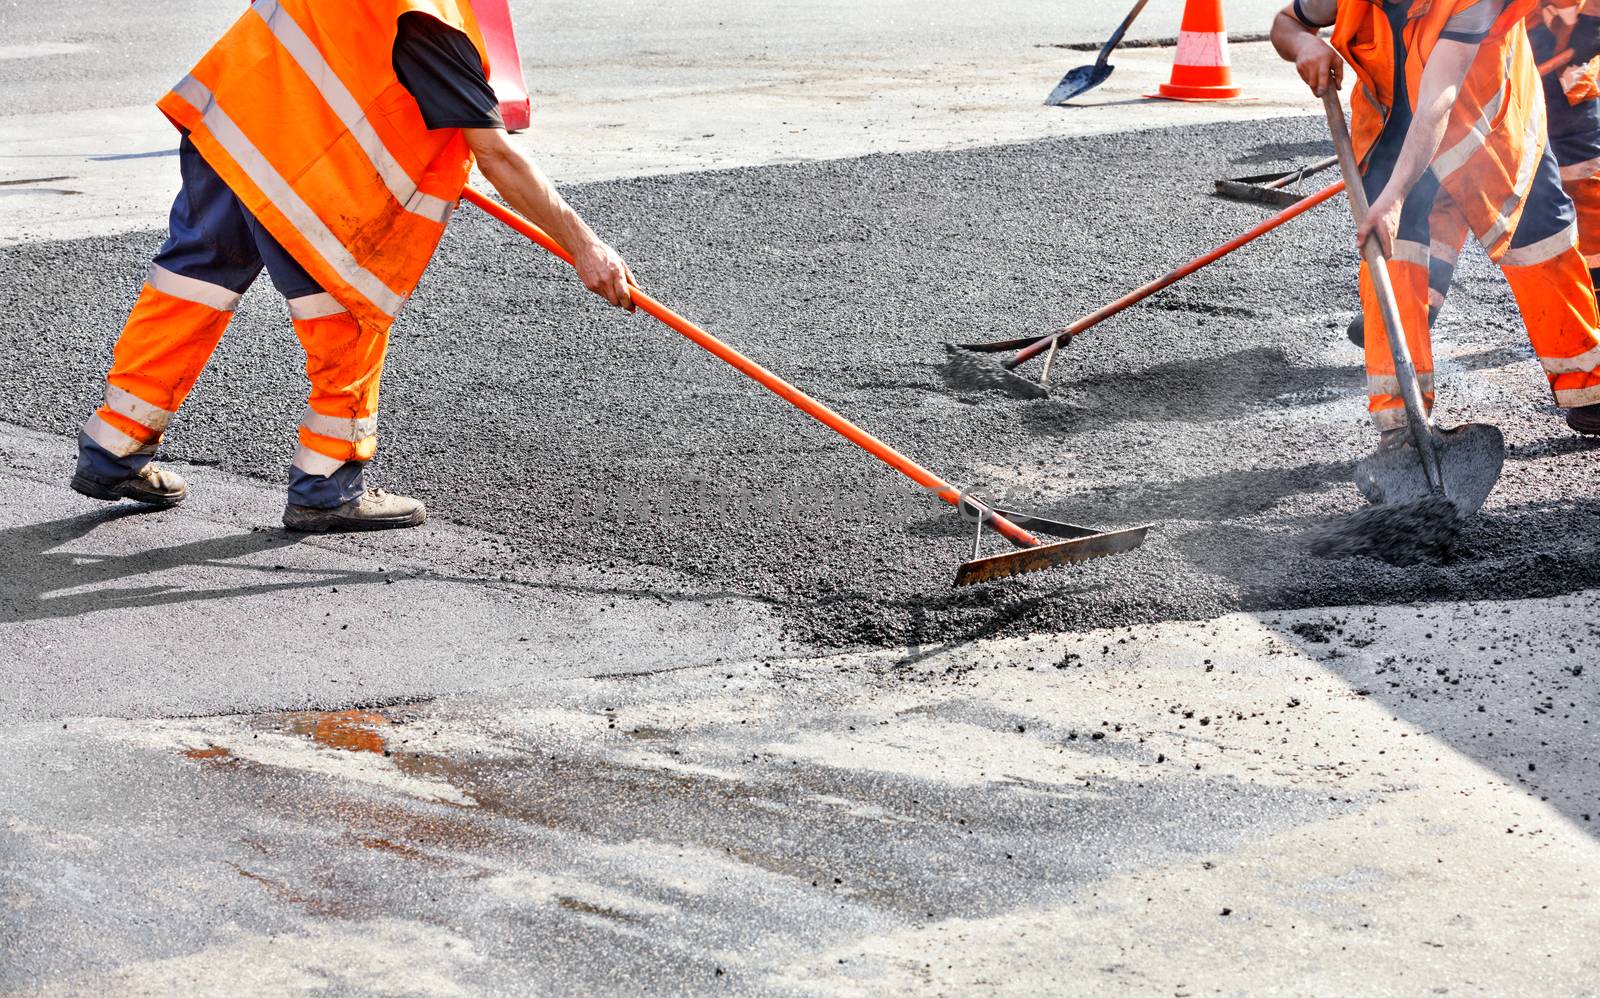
top-left (1344, 2), bottom-right (1600, 438)
top-left (72, 0), bottom-right (636, 531)
top-left (1272, 0), bottom-right (1600, 442)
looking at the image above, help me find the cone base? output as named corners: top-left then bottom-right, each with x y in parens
top-left (1148, 82), bottom-right (1243, 101)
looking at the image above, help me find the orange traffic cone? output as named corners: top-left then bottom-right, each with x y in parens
top-left (1148, 0), bottom-right (1242, 101)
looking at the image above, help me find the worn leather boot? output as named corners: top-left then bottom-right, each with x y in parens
top-left (282, 488), bottom-right (426, 533)
top-left (71, 463), bottom-right (188, 508)
top-left (1567, 403), bottom-right (1600, 436)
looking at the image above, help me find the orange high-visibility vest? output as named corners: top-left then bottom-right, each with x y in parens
top-left (157, 0), bottom-right (490, 332)
top-left (1332, 0), bottom-right (1544, 259)
top-left (1537, 0), bottom-right (1600, 103)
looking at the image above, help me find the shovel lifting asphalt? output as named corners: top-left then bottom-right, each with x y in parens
top-left (461, 187), bottom-right (1150, 587)
top-left (1046, 0), bottom-right (1153, 105)
top-left (1320, 88), bottom-right (1504, 517)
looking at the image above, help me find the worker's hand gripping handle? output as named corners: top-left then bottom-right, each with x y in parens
top-left (1320, 88), bottom-right (1445, 493)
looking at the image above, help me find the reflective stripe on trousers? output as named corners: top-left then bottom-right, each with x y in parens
top-left (79, 137), bottom-right (381, 508)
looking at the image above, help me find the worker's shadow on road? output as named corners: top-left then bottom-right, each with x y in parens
top-left (0, 506), bottom-right (391, 625)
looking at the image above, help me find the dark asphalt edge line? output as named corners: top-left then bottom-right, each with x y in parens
top-left (1040, 32), bottom-right (1274, 52)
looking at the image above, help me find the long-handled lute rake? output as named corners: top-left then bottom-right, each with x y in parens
top-left (462, 187), bottom-right (1150, 587)
top-left (945, 178), bottom-right (1347, 399)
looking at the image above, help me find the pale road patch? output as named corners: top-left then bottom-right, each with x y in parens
top-left (28, 920), bottom-right (480, 998)
top-left (0, 43), bottom-right (91, 61)
top-left (0, 43), bottom-right (1319, 245)
top-left (9, 598), bottom-right (1597, 991)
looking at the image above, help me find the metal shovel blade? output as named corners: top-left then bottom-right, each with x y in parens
top-left (1046, 63), bottom-right (1113, 105)
top-left (956, 524), bottom-right (1149, 586)
top-left (1353, 422), bottom-right (1506, 517)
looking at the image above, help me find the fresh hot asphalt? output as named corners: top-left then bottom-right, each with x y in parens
top-left (3, 115), bottom-right (1598, 651)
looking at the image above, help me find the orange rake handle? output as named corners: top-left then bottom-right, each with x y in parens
top-left (460, 185), bottom-right (1044, 550)
top-left (1009, 177), bottom-right (1347, 366)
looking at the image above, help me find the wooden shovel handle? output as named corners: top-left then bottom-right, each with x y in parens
top-left (1320, 88), bottom-right (1445, 493)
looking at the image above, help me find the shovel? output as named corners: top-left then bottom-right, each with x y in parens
top-left (461, 187), bottom-right (1150, 587)
top-left (1046, 0), bottom-right (1153, 105)
top-left (1320, 87), bottom-right (1504, 517)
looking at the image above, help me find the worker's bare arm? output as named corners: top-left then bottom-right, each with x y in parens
top-left (1356, 38), bottom-right (1478, 255)
top-left (464, 127), bottom-right (635, 312)
top-left (1271, 0), bottom-right (1342, 95)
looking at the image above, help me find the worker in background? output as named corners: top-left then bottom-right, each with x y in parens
top-left (1346, 2), bottom-right (1600, 435)
top-left (72, 0), bottom-right (635, 531)
top-left (1273, 0), bottom-right (1600, 442)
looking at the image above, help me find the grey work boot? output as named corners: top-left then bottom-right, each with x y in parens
top-left (71, 463), bottom-right (188, 508)
top-left (1567, 403), bottom-right (1600, 436)
top-left (282, 488), bottom-right (426, 533)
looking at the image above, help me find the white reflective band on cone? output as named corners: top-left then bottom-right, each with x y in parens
top-left (287, 292), bottom-right (348, 320)
top-left (169, 75), bottom-right (406, 318)
top-left (147, 264), bottom-right (243, 311)
top-left (1555, 382), bottom-right (1600, 407)
top-left (250, 0), bottom-right (455, 224)
top-left (1541, 342), bottom-right (1600, 376)
top-left (1173, 30), bottom-right (1230, 67)
top-left (82, 413), bottom-right (158, 457)
top-left (1501, 224), bottom-right (1578, 268)
top-left (300, 407), bottom-right (377, 442)
top-left (292, 444), bottom-right (347, 477)
top-left (105, 384), bottom-right (175, 432)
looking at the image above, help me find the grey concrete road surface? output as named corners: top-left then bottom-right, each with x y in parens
top-left (7, 597), bottom-right (1599, 993)
top-left (5, 1), bottom-right (1600, 994)
top-left (0, 0), bottom-right (1315, 244)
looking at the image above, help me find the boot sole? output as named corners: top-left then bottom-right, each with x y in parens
top-left (70, 472), bottom-right (187, 508)
top-left (282, 508), bottom-right (427, 534)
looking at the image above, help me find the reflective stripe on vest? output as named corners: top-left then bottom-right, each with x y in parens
top-left (168, 74), bottom-right (408, 319)
top-left (252, 0), bottom-right (454, 225)
top-left (157, 0), bottom-right (489, 330)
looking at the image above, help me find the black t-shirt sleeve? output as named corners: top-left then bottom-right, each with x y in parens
top-left (391, 12), bottom-right (504, 130)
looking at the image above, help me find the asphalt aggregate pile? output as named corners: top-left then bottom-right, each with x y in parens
top-left (4, 117), bottom-right (1599, 650)
top-left (1305, 496), bottom-right (1462, 566)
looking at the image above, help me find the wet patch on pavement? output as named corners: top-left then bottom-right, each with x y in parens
top-left (7, 597), bottom-right (1597, 993)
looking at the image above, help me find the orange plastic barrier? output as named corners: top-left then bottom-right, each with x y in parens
top-left (471, 0), bottom-right (532, 131)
